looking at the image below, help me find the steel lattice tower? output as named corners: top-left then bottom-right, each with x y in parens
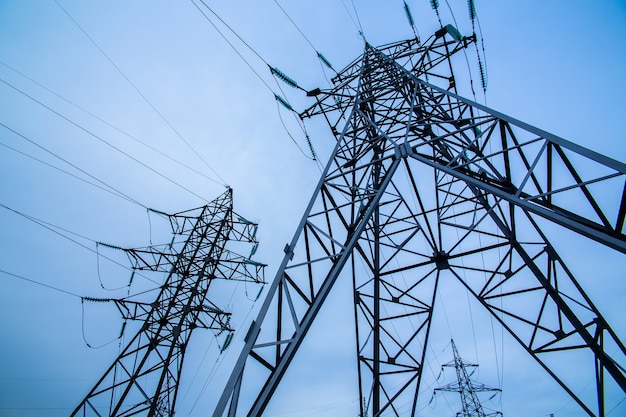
top-left (212, 27), bottom-right (626, 417)
top-left (72, 188), bottom-right (264, 417)
top-left (434, 339), bottom-right (501, 417)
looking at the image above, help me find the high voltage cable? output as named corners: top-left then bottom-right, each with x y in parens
top-left (194, 0), bottom-right (270, 67)
top-left (467, 0), bottom-right (488, 98)
top-left (274, 99), bottom-right (314, 160)
top-left (340, 0), bottom-right (365, 38)
top-left (0, 268), bottom-right (82, 299)
top-left (189, 0), bottom-right (275, 95)
top-left (0, 77), bottom-right (208, 202)
top-left (0, 122), bottom-right (146, 209)
top-left (350, 0), bottom-right (365, 36)
top-left (190, 0), bottom-right (320, 161)
top-left (53, 0), bottom-right (227, 187)
top-left (439, 1), bottom-right (479, 99)
top-left (0, 202), bottom-right (160, 286)
top-left (0, 140), bottom-right (142, 208)
top-left (271, 0), bottom-right (337, 86)
top-left (271, 0), bottom-right (336, 73)
top-left (192, 0), bottom-right (303, 93)
top-left (0, 60), bottom-right (224, 187)
top-left (272, 0), bottom-right (316, 52)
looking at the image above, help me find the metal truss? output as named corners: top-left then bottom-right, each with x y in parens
top-left (72, 188), bottom-right (264, 417)
top-left (213, 29), bottom-right (625, 417)
top-left (434, 340), bottom-right (501, 417)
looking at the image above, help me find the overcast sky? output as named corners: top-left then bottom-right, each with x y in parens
top-left (0, 1), bottom-right (625, 416)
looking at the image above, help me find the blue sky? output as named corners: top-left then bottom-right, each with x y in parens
top-left (0, 1), bottom-right (625, 416)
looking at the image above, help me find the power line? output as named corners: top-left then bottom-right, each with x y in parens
top-left (189, 0), bottom-right (275, 95)
top-left (340, 0), bottom-right (365, 38)
top-left (0, 77), bottom-right (208, 202)
top-left (350, 0), bottom-right (365, 36)
top-left (190, 0), bottom-right (319, 162)
top-left (0, 122), bottom-right (146, 209)
top-left (271, 0), bottom-right (334, 70)
top-left (0, 202), bottom-right (159, 286)
top-left (272, 0), bottom-right (317, 52)
top-left (0, 268), bottom-right (82, 298)
top-left (271, 0), bottom-right (337, 78)
top-left (192, 0), bottom-right (313, 97)
top-left (274, 98), bottom-right (314, 160)
top-left (53, 0), bottom-right (228, 186)
top-left (195, 0), bottom-right (270, 67)
top-left (0, 60), bottom-right (224, 187)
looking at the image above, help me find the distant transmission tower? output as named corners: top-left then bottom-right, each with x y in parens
top-left (434, 339), bottom-right (501, 417)
top-left (212, 21), bottom-right (626, 417)
top-left (72, 188), bottom-right (264, 417)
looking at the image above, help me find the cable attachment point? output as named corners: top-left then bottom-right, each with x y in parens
top-left (83, 296), bottom-right (112, 303)
top-left (316, 51), bottom-right (334, 70)
top-left (274, 94), bottom-right (294, 111)
top-left (403, 2), bottom-right (415, 27)
top-left (270, 66), bottom-right (299, 89)
top-left (97, 241), bottom-right (124, 251)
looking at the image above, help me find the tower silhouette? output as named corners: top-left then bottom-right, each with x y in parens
top-left (72, 189), bottom-right (264, 417)
top-left (211, 28), bottom-right (626, 417)
top-left (434, 339), bottom-right (501, 417)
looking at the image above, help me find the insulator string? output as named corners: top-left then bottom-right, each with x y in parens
top-left (190, 0), bottom-right (317, 161)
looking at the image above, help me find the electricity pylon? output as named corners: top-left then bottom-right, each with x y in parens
top-left (212, 26), bottom-right (626, 417)
top-left (434, 339), bottom-right (501, 417)
top-left (72, 188), bottom-right (265, 417)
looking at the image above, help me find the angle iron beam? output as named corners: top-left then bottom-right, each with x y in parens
top-left (409, 152), bottom-right (626, 253)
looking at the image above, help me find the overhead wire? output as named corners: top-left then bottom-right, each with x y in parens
top-left (271, 76), bottom-right (321, 165)
top-left (81, 297), bottom-right (123, 349)
top-left (0, 60), bottom-right (224, 187)
top-left (194, 0), bottom-right (304, 94)
top-left (0, 139), bottom-right (141, 208)
top-left (349, 0), bottom-right (366, 38)
top-left (441, 0), bottom-right (478, 101)
top-left (0, 122), bottom-right (147, 208)
top-left (274, 99), bottom-right (315, 160)
top-left (266, 0), bottom-right (335, 165)
top-left (0, 268), bottom-right (82, 299)
top-left (0, 163), bottom-right (171, 346)
top-left (271, 0), bottom-right (337, 74)
top-left (468, 0), bottom-right (489, 102)
top-left (0, 77), bottom-right (208, 202)
top-left (440, 0), bottom-right (502, 390)
top-left (53, 0), bottom-right (228, 187)
top-left (191, 0), bottom-right (321, 163)
top-left (0, 228), bottom-right (150, 350)
top-left (339, 0), bottom-right (362, 35)
top-left (0, 202), bottom-right (160, 286)
top-left (272, 78), bottom-right (322, 164)
top-left (189, 0), bottom-right (276, 95)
